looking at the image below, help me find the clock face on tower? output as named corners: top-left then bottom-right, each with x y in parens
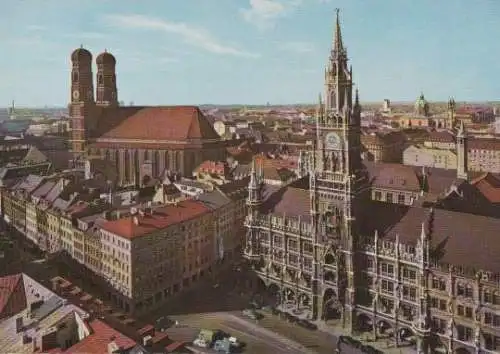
top-left (72, 90), bottom-right (80, 100)
top-left (325, 132), bottom-right (341, 149)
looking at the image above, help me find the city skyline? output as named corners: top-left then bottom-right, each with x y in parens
top-left (1, 0), bottom-right (499, 107)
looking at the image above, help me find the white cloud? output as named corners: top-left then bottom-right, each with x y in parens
top-left (240, 0), bottom-right (329, 30)
top-left (240, 0), bottom-right (289, 30)
top-left (280, 41), bottom-right (315, 53)
top-left (103, 14), bottom-right (259, 58)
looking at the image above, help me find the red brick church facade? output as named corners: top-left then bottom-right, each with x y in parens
top-left (69, 48), bottom-right (227, 186)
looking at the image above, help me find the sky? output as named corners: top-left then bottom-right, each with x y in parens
top-left (1, 0), bottom-right (499, 107)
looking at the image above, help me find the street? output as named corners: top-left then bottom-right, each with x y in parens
top-left (138, 267), bottom-right (340, 354)
top-left (168, 311), bottom-right (317, 354)
top-left (1, 222), bottom-right (342, 353)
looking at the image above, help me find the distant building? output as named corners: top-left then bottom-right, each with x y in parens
top-left (382, 99), bottom-right (391, 113)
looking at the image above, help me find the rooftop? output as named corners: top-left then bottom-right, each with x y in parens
top-left (100, 200), bottom-right (210, 239)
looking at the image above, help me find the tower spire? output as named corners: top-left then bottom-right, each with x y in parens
top-left (333, 8), bottom-right (344, 55)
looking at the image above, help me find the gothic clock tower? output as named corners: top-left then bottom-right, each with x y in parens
top-left (310, 9), bottom-right (368, 332)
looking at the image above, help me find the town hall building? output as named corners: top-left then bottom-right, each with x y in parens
top-left (244, 10), bottom-right (500, 354)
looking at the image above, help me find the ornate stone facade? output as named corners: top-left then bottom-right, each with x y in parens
top-left (243, 11), bottom-right (500, 354)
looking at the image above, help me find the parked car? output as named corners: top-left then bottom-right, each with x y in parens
top-left (155, 316), bottom-right (175, 331)
top-left (242, 308), bottom-right (263, 320)
top-left (193, 338), bottom-right (209, 348)
top-left (213, 339), bottom-right (232, 353)
top-left (213, 329), bottom-right (231, 342)
top-left (249, 300), bottom-right (262, 309)
top-left (297, 319), bottom-right (317, 330)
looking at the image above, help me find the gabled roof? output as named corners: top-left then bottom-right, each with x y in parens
top-left (365, 162), bottom-right (421, 192)
top-left (22, 146), bottom-right (48, 165)
top-left (97, 106), bottom-right (220, 142)
top-left (377, 205), bottom-right (500, 273)
top-left (65, 319), bottom-right (136, 353)
top-left (0, 274), bottom-right (25, 320)
top-left (261, 177), bottom-right (311, 220)
top-left (471, 173), bottom-right (500, 203)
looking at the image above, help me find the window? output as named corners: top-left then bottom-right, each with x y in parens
top-left (288, 254), bottom-right (299, 265)
top-left (439, 299), bottom-right (447, 311)
top-left (381, 263), bottom-right (394, 277)
top-left (431, 297), bottom-right (438, 308)
top-left (386, 193), bottom-right (393, 203)
top-left (457, 305), bottom-right (465, 316)
top-left (402, 268), bottom-right (417, 282)
top-left (465, 285), bottom-right (473, 298)
top-left (366, 257), bottom-right (374, 271)
top-left (457, 283), bottom-right (465, 296)
top-left (302, 242), bottom-right (313, 254)
top-left (72, 71), bottom-right (79, 82)
top-left (98, 74), bottom-right (103, 85)
top-left (431, 317), bottom-right (447, 334)
top-left (456, 325), bottom-right (473, 342)
top-left (374, 191), bottom-right (382, 201)
top-left (398, 194), bottom-right (405, 204)
top-left (484, 333), bottom-right (500, 351)
top-left (465, 307), bottom-right (473, 319)
top-left (403, 286), bottom-right (417, 301)
top-left (485, 312), bottom-right (492, 325)
top-left (381, 280), bottom-right (394, 294)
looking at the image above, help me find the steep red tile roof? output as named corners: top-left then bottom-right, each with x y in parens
top-left (468, 138), bottom-right (500, 151)
top-left (0, 273), bottom-right (26, 320)
top-left (100, 200), bottom-right (210, 239)
top-left (471, 173), bottom-right (500, 203)
top-left (427, 130), bottom-right (455, 143)
top-left (66, 319), bottom-right (136, 353)
top-left (98, 106), bottom-right (220, 141)
top-left (194, 160), bottom-right (229, 176)
top-left (369, 163), bottom-right (421, 192)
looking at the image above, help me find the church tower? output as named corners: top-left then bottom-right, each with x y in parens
top-left (245, 157), bottom-right (264, 260)
top-left (447, 97), bottom-right (456, 129)
top-left (96, 50), bottom-right (118, 107)
top-left (311, 9), bottom-right (367, 332)
top-left (456, 120), bottom-right (468, 180)
top-left (70, 46), bottom-right (95, 162)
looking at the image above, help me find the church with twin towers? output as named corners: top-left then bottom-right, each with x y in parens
top-left (244, 10), bottom-right (500, 354)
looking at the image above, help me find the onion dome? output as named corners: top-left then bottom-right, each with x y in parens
top-left (71, 46), bottom-right (92, 62)
top-left (96, 50), bottom-right (116, 65)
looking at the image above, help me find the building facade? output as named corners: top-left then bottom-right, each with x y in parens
top-left (244, 11), bottom-right (500, 354)
top-left (69, 48), bottom-right (229, 183)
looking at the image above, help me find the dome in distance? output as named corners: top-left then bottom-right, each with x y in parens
top-left (71, 47), bottom-right (92, 62)
top-left (96, 50), bottom-right (116, 65)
